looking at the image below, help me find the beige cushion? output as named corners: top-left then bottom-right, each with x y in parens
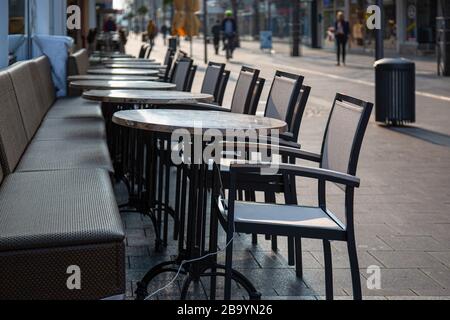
top-left (35, 118), bottom-right (106, 141)
top-left (7, 62), bottom-right (44, 140)
top-left (71, 49), bottom-right (89, 75)
top-left (0, 71), bottom-right (29, 173)
top-left (32, 56), bottom-right (56, 111)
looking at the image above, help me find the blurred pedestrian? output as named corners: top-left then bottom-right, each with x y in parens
top-left (103, 16), bottom-right (117, 32)
top-left (147, 19), bottom-right (158, 48)
top-left (211, 20), bottom-right (222, 55)
top-left (334, 11), bottom-right (350, 66)
top-left (222, 10), bottom-right (237, 60)
top-left (161, 24), bottom-right (169, 45)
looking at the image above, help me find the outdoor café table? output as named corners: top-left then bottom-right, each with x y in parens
top-left (68, 75), bottom-right (158, 82)
top-left (112, 109), bottom-right (287, 300)
top-left (102, 58), bottom-right (156, 64)
top-left (88, 68), bottom-right (159, 76)
top-left (82, 90), bottom-right (214, 235)
top-left (105, 63), bottom-right (164, 70)
top-left (69, 80), bottom-right (176, 91)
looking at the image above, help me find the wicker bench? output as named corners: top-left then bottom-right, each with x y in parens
top-left (0, 56), bottom-right (125, 300)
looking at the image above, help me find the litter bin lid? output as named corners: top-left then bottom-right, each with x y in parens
top-left (374, 58), bottom-right (415, 69)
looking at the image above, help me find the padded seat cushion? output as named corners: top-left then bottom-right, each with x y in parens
top-left (46, 98), bottom-right (103, 119)
top-left (0, 169), bottom-right (125, 300)
top-left (0, 169), bottom-right (124, 251)
top-left (35, 118), bottom-right (106, 141)
top-left (234, 202), bottom-right (342, 231)
top-left (16, 139), bottom-right (113, 173)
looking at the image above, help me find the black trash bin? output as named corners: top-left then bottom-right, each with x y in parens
top-left (374, 58), bottom-right (416, 125)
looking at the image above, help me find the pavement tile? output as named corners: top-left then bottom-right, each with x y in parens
top-left (378, 235), bottom-right (447, 251)
top-left (369, 251), bottom-right (445, 268)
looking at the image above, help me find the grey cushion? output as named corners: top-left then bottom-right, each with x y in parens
top-left (234, 202), bottom-right (342, 231)
top-left (7, 61), bottom-right (44, 140)
top-left (0, 70), bottom-right (29, 173)
top-left (46, 98), bottom-right (103, 119)
top-left (265, 76), bottom-right (297, 121)
top-left (32, 56), bottom-right (56, 111)
top-left (16, 139), bottom-right (113, 173)
top-left (35, 118), bottom-right (106, 141)
top-left (0, 169), bottom-right (124, 252)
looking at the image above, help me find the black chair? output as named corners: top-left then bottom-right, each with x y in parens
top-left (200, 62), bottom-right (226, 104)
top-left (248, 78), bottom-right (266, 116)
top-left (171, 58), bottom-right (194, 92)
top-left (138, 44), bottom-right (149, 58)
top-left (214, 93), bottom-right (374, 300)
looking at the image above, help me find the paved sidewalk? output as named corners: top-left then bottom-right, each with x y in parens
top-left (122, 35), bottom-right (450, 300)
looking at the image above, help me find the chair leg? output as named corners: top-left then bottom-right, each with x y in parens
top-left (295, 237), bottom-right (303, 278)
top-left (323, 240), bottom-right (333, 300)
top-left (252, 234), bottom-right (258, 245)
top-left (224, 232), bottom-right (234, 301)
top-left (288, 237), bottom-right (295, 266)
top-left (347, 238), bottom-right (362, 300)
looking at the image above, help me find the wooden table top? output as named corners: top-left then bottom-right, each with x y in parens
top-left (68, 75), bottom-right (158, 81)
top-left (105, 63), bottom-right (163, 70)
top-left (112, 109), bottom-right (287, 134)
top-left (69, 80), bottom-right (176, 91)
top-left (82, 90), bottom-right (214, 104)
top-left (88, 68), bottom-right (159, 76)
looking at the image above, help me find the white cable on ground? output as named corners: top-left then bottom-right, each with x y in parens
top-left (145, 226), bottom-right (236, 300)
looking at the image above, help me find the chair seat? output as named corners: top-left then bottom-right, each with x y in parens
top-left (34, 118), bottom-right (106, 141)
top-left (16, 139), bottom-right (113, 173)
top-left (234, 202), bottom-right (343, 231)
top-left (0, 169), bottom-right (125, 300)
top-left (46, 98), bottom-right (103, 119)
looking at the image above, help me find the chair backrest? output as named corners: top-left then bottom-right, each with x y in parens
top-left (248, 77), bottom-right (266, 116)
top-left (201, 62), bottom-right (225, 102)
top-left (264, 71), bottom-right (304, 126)
top-left (289, 85), bottom-right (311, 140)
top-left (186, 65), bottom-right (197, 92)
top-left (160, 53), bottom-right (174, 82)
top-left (69, 49), bottom-right (89, 75)
top-left (172, 58), bottom-right (193, 92)
top-left (217, 70), bottom-right (230, 106)
top-left (230, 66), bottom-right (260, 114)
top-left (145, 46), bottom-right (153, 59)
top-left (138, 45), bottom-right (149, 58)
top-left (7, 61), bottom-right (44, 140)
top-left (0, 70), bottom-right (29, 174)
top-left (320, 94), bottom-right (373, 176)
top-left (32, 55), bottom-right (56, 112)
top-left (163, 48), bottom-right (174, 66)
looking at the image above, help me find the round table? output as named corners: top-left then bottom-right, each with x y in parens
top-left (70, 80), bottom-right (176, 91)
top-left (112, 109), bottom-right (287, 301)
top-left (68, 75), bottom-right (158, 82)
top-left (88, 68), bottom-right (159, 76)
top-left (83, 90), bottom-right (214, 105)
top-left (113, 109), bottom-right (287, 134)
top-left (105, 63), bottom-right (163, 70)
top-left (102, 58), bottom-right (156, 64)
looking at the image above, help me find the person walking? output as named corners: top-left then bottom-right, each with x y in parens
top-left (334, 11), bottom-right (350, 66)
top-left (222, 10), bottom-right (237, 60)
top-left (211, 20), bottom-right (222, 55)
top-left (161, 24), bottom-right (169, 46)
top-left (147, 19), bottom-right (158, 48)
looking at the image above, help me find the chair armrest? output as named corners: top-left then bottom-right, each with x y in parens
top-left (280, 132), bottom-right (296, 142)
top-left (219, 141), bottom-right (321, 163)
top-left (229, 163), bottom-right (360, 187)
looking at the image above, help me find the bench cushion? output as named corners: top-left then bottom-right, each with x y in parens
top-left (7, 61), bottom-right (45, 140)
top-left (32, 55), bottom-right (56, 111)
top-left (0, 70), bottom-right (29, 173)
top-left (16, 139), bottom-right (113, 173)
top-left (46, 98), bottom-right (103, 119)
top-left (0, 169), bottom-right (125, 299)
top-left (35, 118), bottom-right (106, 141)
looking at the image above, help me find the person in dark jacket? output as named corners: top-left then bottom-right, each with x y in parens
top-left (221, 10), bottom-right (237, 59)
top-left (211, 20), bottom-right (222, 55)
top-left (334, 11), bottom-right (350, 66)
